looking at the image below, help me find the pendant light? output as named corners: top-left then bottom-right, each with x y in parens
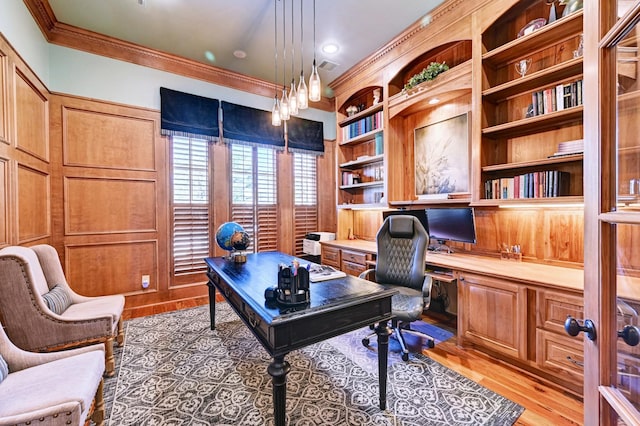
top-left (279, 0), bottom-right (290, 121)
top-left (297, 0), bottom-right (308, 110)
top-left (308, 0), bottom-right (321, 102)
top-left (288, 0), bottom-right (299, 116)
top-left (271, 0), bottom-right (281, 126)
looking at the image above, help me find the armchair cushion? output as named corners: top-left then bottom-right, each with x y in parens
top-left (42, 284), bottom-right (72, 315)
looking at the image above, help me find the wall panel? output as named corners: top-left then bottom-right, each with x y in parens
top-left (0, 158), bottom-right (8, 245)
top-left (15, 69), bottom-right (48, 161)
top-left (64, 176), bottom-right (156, 234)
top-left (0, 45), bottom-right (8, 145)
top-left (66, 240), bottom-right (157, 296)
top-left (63, 107), bottom-right (155, 171)
top-left (17, 163), bottom-right (49, 243)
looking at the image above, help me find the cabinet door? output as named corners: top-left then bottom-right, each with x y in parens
top-left (458, 272), bottom-right (527, 360)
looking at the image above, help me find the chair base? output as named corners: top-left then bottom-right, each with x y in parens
top-left (362, 319), bottom-right (434, 361)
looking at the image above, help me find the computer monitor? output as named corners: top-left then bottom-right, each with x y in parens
top-left (382, 209), bottom-right (429, 234)
top-left (425, 207), bottom-right (477, 253)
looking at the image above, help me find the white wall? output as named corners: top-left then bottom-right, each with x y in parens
top-left (0, 0), bottom-right (50, 85)
top-left (0, 0), bottom-right (336, 139)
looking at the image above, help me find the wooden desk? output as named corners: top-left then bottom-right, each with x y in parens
top-left (204, 252), bottom-right (397, 426)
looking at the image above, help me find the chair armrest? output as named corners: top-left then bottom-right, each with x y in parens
top-left (0, 401), bottom-right (83, 426)
top-left (359, 268), bottom-right (376, 281)
top-left (421, 274), bottom-right (433, 308)
top-left (7, 343), bottom-right (105, 372)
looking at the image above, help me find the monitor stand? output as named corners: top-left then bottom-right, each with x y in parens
top-left (429, 240), bottom-right (453, 254)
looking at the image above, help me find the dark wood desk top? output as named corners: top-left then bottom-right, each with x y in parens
top-left (205, 252), bottom-right (396, 326)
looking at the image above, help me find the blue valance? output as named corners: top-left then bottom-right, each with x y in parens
top-left (160, 87), bottom-right (219, 141)
top-left (287, 116), bottom-right (324, 155)
top-left (221, 101), bottom-right (285, 149)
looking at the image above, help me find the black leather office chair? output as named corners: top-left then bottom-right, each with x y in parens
top-left (359, 215), bottom-right (434, 361)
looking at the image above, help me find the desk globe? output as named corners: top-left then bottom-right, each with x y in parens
top-left (215, 222), bottom-right (250, 263)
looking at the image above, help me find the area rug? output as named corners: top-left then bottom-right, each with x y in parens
top-left (105, 304), bottom-right (523, 425)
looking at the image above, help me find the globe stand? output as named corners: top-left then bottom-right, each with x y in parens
top-left (233, 251), bottom-right (247, 263)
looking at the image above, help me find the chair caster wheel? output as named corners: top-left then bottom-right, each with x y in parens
top-left (369, 324), bottom-right (375, 330)
top-left (427, 339), bottom-right (435, 348)
top-left (362, 338), bottom-right (370, 347)
top-left (401, 353), bottom-right (409, 361)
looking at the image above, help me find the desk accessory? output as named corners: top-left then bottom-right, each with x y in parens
top-left (265, 261), bottom-right (310, 306)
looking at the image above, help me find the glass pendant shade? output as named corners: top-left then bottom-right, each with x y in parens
top-left (297, 71), bottom-right (308, 109)
top-left (308, 60), bottom-right (321, 102)
top-left (271, 96), bottom-right (281, 126)
top-left (289, 80), bottom-right (299, 115)
top-left (280, 89), bottom-right (290, 120)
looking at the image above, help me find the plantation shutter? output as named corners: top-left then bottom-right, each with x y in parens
top-left (293, 153), bottom-right (318, 255)
top-left (172, 136), bottom-right (210, 276)
top-left (230, 144), bottom-right (278, 253)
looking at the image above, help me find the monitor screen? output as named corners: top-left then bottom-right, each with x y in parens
top-left (382, 209), bottom-right (429, 234)
top-left (425, 207), bottom-right (477, 244)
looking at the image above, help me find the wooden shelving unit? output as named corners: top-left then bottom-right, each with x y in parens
top-left (479, 1), bottom-right (585, 204)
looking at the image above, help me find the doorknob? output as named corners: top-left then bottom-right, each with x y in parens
top-left (564, 316), bottom-right (597, 341)
top-left (618, 325), bottom-right (640, 346)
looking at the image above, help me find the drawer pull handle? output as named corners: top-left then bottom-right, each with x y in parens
top-left (566, 356), bottom-right (584, 368)
top-left (248, 312), bottom-right (260, 328)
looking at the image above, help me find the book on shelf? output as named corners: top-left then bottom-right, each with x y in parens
top-left (529, 79), bottom-right (583, 118)
top-left (484, 170), bottom-right (570, 200)
top-left (341, 110), bottom-right (383, 141)
top-left (548, 139), bottom-right (584, 157)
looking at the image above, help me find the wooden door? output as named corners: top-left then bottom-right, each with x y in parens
top-left (582, 1), bottom-right (640, 424)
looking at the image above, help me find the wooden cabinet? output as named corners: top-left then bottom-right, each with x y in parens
top-left (337, 88), bottom-right (385, 209)
top-left (458, 271), bottom-right (528, 360)
top-left (320, 242), bottom-right (374, 277)
top-left (478, 1), bottom-right (584, 205)
top-left (535, 288), bottom-right (584, 391)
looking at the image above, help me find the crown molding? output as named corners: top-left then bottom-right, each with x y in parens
top-left (20, 0), bottom-right (335, 112)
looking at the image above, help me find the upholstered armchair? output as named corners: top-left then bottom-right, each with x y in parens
top-left (0, 244), bottom-right (125, 376)
top-left (359, 215), bottom-right (435, 361)
top-left (0, 323), bottom-right (105, 426)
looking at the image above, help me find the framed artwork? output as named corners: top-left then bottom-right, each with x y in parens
top-left (414, 113), bottom-right (469, 198)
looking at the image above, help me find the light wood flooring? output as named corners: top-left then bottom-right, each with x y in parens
top-left (124, 298), bottom-right (584, 425)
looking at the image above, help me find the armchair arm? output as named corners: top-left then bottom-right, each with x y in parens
top-left (359, 268), bottom-right (376, 281)
top-left (421, 274), bottom-right (433, 309)
top-left (0, 401), bottom-right (83, 426)
top-left (7, 343), bottom-right (105, 372)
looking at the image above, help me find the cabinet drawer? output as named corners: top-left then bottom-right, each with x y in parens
top-left (341, 249), bottom-right (369, 265)
top-left (321, 246), bottom-right (341, 268)
top-left (342, 260), bottom-right (367, 277)
top-left (537, 289), bottom-right (584, 335)
top-left (536, 329), bottom-right (584, 387)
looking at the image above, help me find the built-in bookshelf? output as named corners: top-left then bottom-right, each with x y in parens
top-left (337, 91), bottom-right (385, 208)
top-left (478, 1), bottom-right (584, 206)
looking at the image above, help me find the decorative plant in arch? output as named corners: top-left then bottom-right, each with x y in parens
top-left (403, 61), bottom-right (450, 92)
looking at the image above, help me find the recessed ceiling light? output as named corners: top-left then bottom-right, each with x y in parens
top-left (428, 98), bottom-right (440, 105)
top-left (233, 50), bottom-right (247, 59)
top-left (322, 43), bottom-right (339, 54)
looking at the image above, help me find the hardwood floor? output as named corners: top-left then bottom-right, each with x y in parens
top-left (124, 298), bottom-right (584, 425)
top-left (421, 311), bottom-right (584, 426)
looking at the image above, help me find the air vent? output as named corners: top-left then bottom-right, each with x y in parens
top-left (318, 60), bottom-right (338, 71)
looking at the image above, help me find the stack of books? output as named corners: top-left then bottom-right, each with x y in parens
top-left (549, 139), bottom-right (584, 158)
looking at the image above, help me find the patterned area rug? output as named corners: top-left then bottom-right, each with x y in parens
top-left (105, 304), bottom-right (523, 425)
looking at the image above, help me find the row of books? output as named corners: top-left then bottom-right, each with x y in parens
top-left (484, 170), bottom-right (570, 200)
top-left (341, 111), bottom-right (383, 141)
top-left (530, 79), bottom-right (583, 117)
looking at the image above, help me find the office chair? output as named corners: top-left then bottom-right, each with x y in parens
top-left (359, 215), bottom-right (434, 361)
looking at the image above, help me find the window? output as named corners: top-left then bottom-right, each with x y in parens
top-left (293, 153), bottom-right (318, 255)
top-left (172, 136), bottom-right (209, 277)
top-left (231, 144), bottom-right (278, 252)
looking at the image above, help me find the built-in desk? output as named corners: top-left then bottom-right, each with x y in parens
top-left (321, 239), bottom-right (590, 395)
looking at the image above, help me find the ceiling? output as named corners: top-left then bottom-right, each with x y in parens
top-left (46, 0), bottom-right (445, 98)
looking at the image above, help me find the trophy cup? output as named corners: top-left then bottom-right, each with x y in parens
top-left (515, 58), bottom-right (532, 78)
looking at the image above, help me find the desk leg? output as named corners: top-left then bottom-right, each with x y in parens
top-left (207, 282), bottom-right (216, 330)
top-left (268, 355), bottom-right (291, 426)
top-left (375, 321), bottom-right (392, 410)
